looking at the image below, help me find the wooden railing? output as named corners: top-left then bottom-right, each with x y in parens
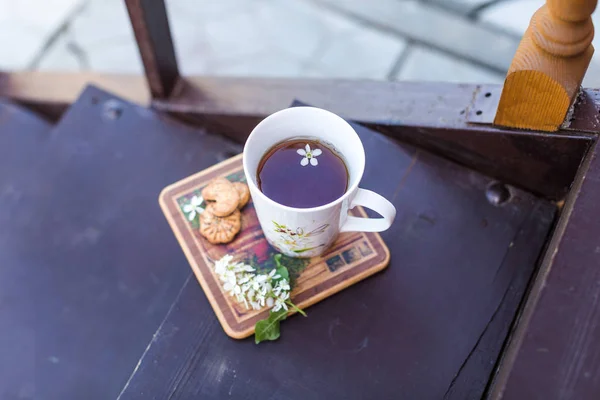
top-left (122, 0), bottom-right (596, 133)
top-left (125, 0), bottom-right (179, 99)
top-left (494, 0), bottom-right (597, 131)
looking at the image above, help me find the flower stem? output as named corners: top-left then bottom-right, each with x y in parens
top-left (286, 300), bottom-right (307, 317)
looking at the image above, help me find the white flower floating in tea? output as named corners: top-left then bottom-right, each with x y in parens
top-left (183, 195), bottom-right (204, 221)
top-left (213, 254), bottom-right (306, 343)
top-left (296, 144), bottom-right (322, 167)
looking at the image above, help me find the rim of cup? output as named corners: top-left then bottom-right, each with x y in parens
top-left (242, 107), bottom-right (365, 213)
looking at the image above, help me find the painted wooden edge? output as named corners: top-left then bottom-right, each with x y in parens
top-left (2, 71), bottom-right (599, 136)
top-left (3, 72), bottom-right (594, 199)
top-left (0, 72), bottom-right (149, 107)
top-left (488, 137), bottom-right (600, 399)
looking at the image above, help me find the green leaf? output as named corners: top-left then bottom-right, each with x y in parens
top-left (254, 253), bottom-right (309, 343)
top-left (272, 254), bottom-right (289, 283)
top-left (255, 309), bottom-right (288, 344)
top-left (276, 266), bottom-right (289, 282)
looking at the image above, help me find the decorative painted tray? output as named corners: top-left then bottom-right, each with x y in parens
top-left (159, 154), bottom-right (389, 339)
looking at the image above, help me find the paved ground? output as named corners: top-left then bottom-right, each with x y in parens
top-left (1, 0), bottom-right (599, 87)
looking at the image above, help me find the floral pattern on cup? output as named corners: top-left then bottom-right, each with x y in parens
top-left (271, 221), bottom-right (329, 255)
top-left (296, 144), bottom-right (322, 167)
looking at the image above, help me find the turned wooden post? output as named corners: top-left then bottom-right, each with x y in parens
top-left (494, 0), bottom-right (597, 132)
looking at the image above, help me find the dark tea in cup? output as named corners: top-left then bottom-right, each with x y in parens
top-left (257, 138), bottom-right (348, 208)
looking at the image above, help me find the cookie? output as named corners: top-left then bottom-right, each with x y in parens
top-left (233, 182), bottom-right (250, 209)
top-left (201, 177), bottom-right (240, 217)
top-left (199, 205), bottom-right (242, 244)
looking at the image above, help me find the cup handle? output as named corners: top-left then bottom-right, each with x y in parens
top-left (340, 188), bottom-right (396, 233)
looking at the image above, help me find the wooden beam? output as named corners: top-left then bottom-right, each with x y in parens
top-left (125, 0), bottom-right (180, 99)
top-left (153, 77), bottom-right (593, 201)
top-left (0, 72), bottom-right (149, 106)
top-left (494, 0), bottom-right (597, 131)
top-left (2, 72), bottom-right (598, 132)
top-left (0, 72), bottom-right (594, 200)
top-left (0, 72), bottom-right (149, 120)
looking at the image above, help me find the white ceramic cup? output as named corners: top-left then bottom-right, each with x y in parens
top-left (243, 107), bottom-right (396, 258)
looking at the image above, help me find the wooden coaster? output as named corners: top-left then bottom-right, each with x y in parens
top-left (159, 154), bottom-right (390, 339)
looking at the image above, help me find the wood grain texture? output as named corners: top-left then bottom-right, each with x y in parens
top-left (0, 85), bottom-right (241, 400)
top-left (1, 71), bottom-right (599, 131)
top-left (0, 100), bottom-right (52, 400)
top-left (375, 123), bottom-right (591, 201)
top-left (159, 155), bottom-right (389, 339)
top-left (118, 113), bottom-right (556, 400)
top-left (160, 78), bottom-right (594, 200)
top-left (490, 139), bottom-right (600, 400)
top-left (0, 72), bottom-right (149, 110)
top-left (495, 0), bottom-right (597, 131)
top-left (0, 73), bottom-right (594, 199)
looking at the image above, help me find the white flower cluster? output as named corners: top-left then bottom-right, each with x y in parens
top-left (214, 255), bottom-right (291, 312)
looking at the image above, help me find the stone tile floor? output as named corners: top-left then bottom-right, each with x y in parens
top-left (0, 0), bottom-right (82, 70)
top-left (1, 0), bottom-right (599, 87)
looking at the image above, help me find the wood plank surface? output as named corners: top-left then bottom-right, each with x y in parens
top-left (490, 138), bottom-right (600, 400)
top-left (1, 71), bottom-right (597, 132)
top-left (1, 72), bottom-right (594, 199)
top-left (118, 114), bottom-right (555, 400)
top-left (0, 100), bottom-right (53, 400)
top-left (164, 77), bottom-right (593, 200)
top-left (0, 72), bottom-right (150, 114)
top-left (0, 86), bottom-right (241, 400)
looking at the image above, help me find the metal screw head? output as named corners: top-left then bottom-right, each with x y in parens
top-left (103, 99), bottom-right (123, 120)
top-left (486, 182), bottom-right (511, 206)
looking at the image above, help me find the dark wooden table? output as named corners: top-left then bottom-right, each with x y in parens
top-left (8, 83), bottom-right (600, 399)
top-left (0, 87), bottom-right (241, 400)
top-left (115, 100), bottom-right (554, 399)
top-left (1, 0), bottom-right (599, 396)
